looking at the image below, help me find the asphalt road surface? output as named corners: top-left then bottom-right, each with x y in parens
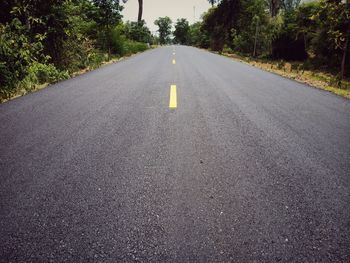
top-left (1, 46), bottom-right (350, 262)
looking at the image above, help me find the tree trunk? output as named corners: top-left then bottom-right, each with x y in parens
top-left (303, 32), bottom-right (307, 51)
top-left (270, 0), bottom-right (279, 17)
top-left (253, 21), bottom-right (259, 57)
top-left (138, 0), bottom-right (143, 23)
top-left (340, 23), bottom-right (350, 79)
top-left (106, 25), bottom-right (111, 60)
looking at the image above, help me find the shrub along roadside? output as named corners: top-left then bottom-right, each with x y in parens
top-left (0, 43), bottom-right (149, 103)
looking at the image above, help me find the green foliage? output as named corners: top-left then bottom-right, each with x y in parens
top-left (1, 0), bottom-right (348, 102)
top-left (109, 24), bottom-right (147, 55)
top-left (174, 19), bottom-right (190, 45)
top-left (272, 9), bottom-right (308, 60)
top-left (92, 0), bottom-right (123, 28)
top-left (189, 22), bottom-right (210, 48)
top-left (202, 0), bottom-right (241, 51)
top-left (109, 24), bottom-right (126, 55)
top-left (313, 1), bottom-right (349, 57)
top-left (21, 62), bottom-right (69, 90)
top-left (154, 17), bottom-right (172, 45)
top-left (232, 0), bottom-right (270, 55)
top-left (0, 0), bottom-right (151, 101)
top-left (124, 20), bottom-right (152, 43)
top-left (91, 0), bottom-right (123, 56)
top-left (195, 0), bottom-right (349, 77)
top-left (122, 40), bottom-right (148, 55)
top-left (0, 18), bottom-right (46, 99)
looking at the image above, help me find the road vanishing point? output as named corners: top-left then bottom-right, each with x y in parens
top-left (1, 46), bottom-right (350, 262)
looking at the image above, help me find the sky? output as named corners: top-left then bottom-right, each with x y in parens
top-left (122, 0), bottom-right (212, 33)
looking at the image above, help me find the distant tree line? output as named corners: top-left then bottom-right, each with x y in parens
top-left (0, 0), bottom-right (154, 101)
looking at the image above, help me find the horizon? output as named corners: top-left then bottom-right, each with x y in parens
top-left (122, 0), bottom-right (212, 32)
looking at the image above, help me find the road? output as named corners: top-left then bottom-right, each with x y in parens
top-left (1, 46), bottom-right (349, 262)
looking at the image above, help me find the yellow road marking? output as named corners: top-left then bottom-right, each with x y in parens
top-left (172, 59), bottom-right (176, 64)
top-left (169, 85), bottom-right (177, 108)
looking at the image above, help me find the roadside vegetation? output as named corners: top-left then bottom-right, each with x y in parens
top-left (0, 0), bottom-right (154, 102)
top-left (171, 0), bottom-right (350, 98)
top-left (2, 0), bottom-right (349, 102)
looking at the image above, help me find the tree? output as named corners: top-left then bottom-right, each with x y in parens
top-left (124, 20), bottom-right (151, 43)
top-left (92, 0), bottom-right (123, 28)
top-left (295, 2), bottom-right (320, 53)
top-left (154, 16), bottom-right (172, 44)
top-left (270, 0), bottom-right (308, 60)
top-left (122, 0), bottom-right (143, 23)
top-left (202, 0), bottom-right (241, 51)
top-left (272, 11), bottom-right (307, 60)
top-left (92, 0), bottom-right (123, 56)
top-left (188, 22), bottom-right (209, 47)
top-left (342, 24), bottom-right (350, 79)
top-left (173, 18), bottom-right (190, 45)
top-left (268, 0), bottom-right (280, 17)
top-left (138, 0), bottom-right (143, 23)
top-left (231, 0), bottom-right (270, 56)
top-left (317, 0), bottom-right (350, 79)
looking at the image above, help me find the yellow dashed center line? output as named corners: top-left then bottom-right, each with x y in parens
top-left (170, 49), bottom-right (177, 109)
top-left (169, 85), bottom-right (177, 108)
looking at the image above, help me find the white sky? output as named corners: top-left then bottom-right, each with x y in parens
top-left (122, 0), bottom-right (212, 33)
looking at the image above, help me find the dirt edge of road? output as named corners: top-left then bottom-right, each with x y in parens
top-left (213, 51), bottom-right (350, 99)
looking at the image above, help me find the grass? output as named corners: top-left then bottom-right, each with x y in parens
top-left (220, 52), bottom-right (350, 99)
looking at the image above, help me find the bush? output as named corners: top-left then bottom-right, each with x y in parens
top-left (0, 19), bottom-right (47, 100)
top-left (109, 25), bottom-right (149, 56)
top-left (122, 40), bottom-right (148, 56)
top-left (0, 62), bottom-right (14, 99)
top-left (109, 26), bottom-right (126, 55)
top-left (86, 50), bottom-right (107, 69)
top-left (222, 45), bottom-right (233, 53)
top-left (20, 62), bottom-right (69, 91)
